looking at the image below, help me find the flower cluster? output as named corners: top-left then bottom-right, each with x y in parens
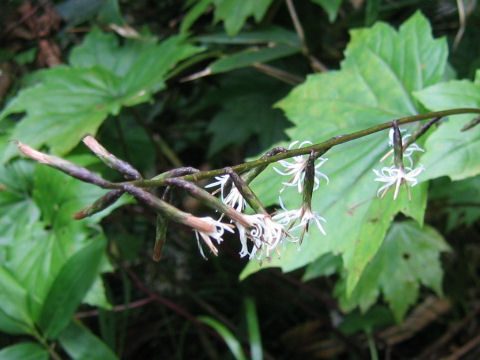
top-left (236, 214), bottom-right (287, 260)
top-left (205, 175), bottom-right (245, 212)
top-left (273, 141), bottom-right (329, 193)
top-left (204, 140), bottom-right (329, 260)
top-left (193, 217), bottom-right (234, 259)
top-left (373, 128), bottom-right (425, 200)
top-left (273, 199), bottom-right (327, 237)
top-left (381, 128), bottom-right (425, 167)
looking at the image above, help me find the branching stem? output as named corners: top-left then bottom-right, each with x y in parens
top-left (131, 108), bottom-right (480, 188)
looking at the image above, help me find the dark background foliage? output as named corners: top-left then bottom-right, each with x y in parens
top-left (1, 0), bottom-right (480, 359)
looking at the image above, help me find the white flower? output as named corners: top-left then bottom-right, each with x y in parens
top-left (205, 175), bottom-right (246, 212)
top-left (194, 217), bottom-right (234, 259)
top-left (403, 143), bottom-right (425, 167)
top-left (273, 141), bottom-right (329, 193)
top-left (373, 165), bottom-right (425, 200)
top-left (382, 129), bottom-right (425, 167)
top-left (273, 199), bottom-right (327, 241)
top-left (236, 214), bottom-right (286, 260)
top-left (290, 208), bottom-right (327, 236)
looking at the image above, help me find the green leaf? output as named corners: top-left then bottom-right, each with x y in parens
top-left (39, 237), bottom-right (106, 339)
top-left (338, 306), bottom-right (394, 334)
top-left (14, 48), bottom-right (37, 65)
top-left (191, 27), bottom-right (301, 77)
top-left (365, 0), bottom-right (381, 26)
top-left (198, 316), bottom-right (246, 360)
top-left (336, 221), bottom-right (450, 322)
top-left (0, 160), bottom-right (39, 243)
top-left (0, 31), bottom-right (203, 162)
top-left (414, 70), bottom-right (480, 181)
top-left (84, 276), bottom-right (112, 309)
top-left (195, 26), bottom-right (299, 46)
top-left (240, 12), bottom-right (446, 295)
top-left (208, 44), bottom-right (301, 75)
top-left (310, 0), bottom-right (342, 22)
top-left (345, 11), bottom-right (447, 98)
top-left (244, 297), bottom-right (262, 360)
top-left (429, 176), bottom-right (480, 231)
top-left (181, 0), bottom-right (212, 33)
top-left (58, 320), bottom-right (119, 360)
top-left (302, 252), bottom-right (342, 281)
top-left (206, 71), bottom-right (291, 156)
top-left (0, 66), bottom-right (122, 162)
top-left (0, 342), bottom-right (48, 360)
top-left (2, 158), bottom-right (118, 318)
top-left (0, 265), bottom-right (35, 334)
top-left (97, 0), bottom-right (124, 26)
top-left (69, 28), bottom-right (156, 77)
top-left (212, 0), bottom-right (274, 36)
top-left (4, 223), bottom-right (56, 321)
top-left (33, 155), bottom-right (124, 230)
top-left (55, 0), bottom-right (107, 26)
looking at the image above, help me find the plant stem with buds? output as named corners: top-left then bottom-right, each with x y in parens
top-left (132, 108), bottom-right (480, 187)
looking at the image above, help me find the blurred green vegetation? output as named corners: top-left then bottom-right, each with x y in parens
top-left (1, 0), bottom-right (480, 359)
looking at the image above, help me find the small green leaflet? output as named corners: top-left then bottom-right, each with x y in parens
top-left (182, 0), bottom-right (274, 36)
top-left (58, 321), bottom-right (119, 360)
top-left (198, 316), bottom-right (247, 360)
top-left (213, 0), bottom-right (273, 37)
top-left (311, 0), bottom-right (342, 22)
top-left (0, 265), bottom-right (35, 335)
top-left (335, 221), bottom-right (450, 322)
top-left (182, 0), bottom-right (342, 35)
top-left (0, 160), bottom-right (39, 243)
top-left (240, 12), bottom-right (447, 297)
top-left (0, 342), bottom-right (48, 360)
top-left (0, 29), bottom-right (203, 162)
top-left (429, 176), bottom-right (480, 231)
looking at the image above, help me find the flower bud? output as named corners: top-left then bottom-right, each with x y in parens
top-left (17, 142), bottom-right (112, 188)
top-left (153, 215), bottom-right (168, 261)
top-left (83, 135), bottom-right (142, 180)
top-left (73, 189), bottom-right (124, 219)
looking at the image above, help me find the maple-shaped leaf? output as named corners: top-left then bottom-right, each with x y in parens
top-left (240, 11), bottom-right (447, 297)
top-left (335, 221), bottom-right (450, 322)
top-left (0, 29), bottom-right (203, 162)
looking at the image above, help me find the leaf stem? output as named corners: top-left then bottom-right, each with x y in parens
top-left (131, 108), bottom-right (480, 187)
top-left (366, 330), bottom-right (378, 360)
top-left (252, 63), bottom-right (303, 85)
top-left (32, 329), bottom-right (63, 360)
top-left (285, 0), bottom-right (328, 72)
